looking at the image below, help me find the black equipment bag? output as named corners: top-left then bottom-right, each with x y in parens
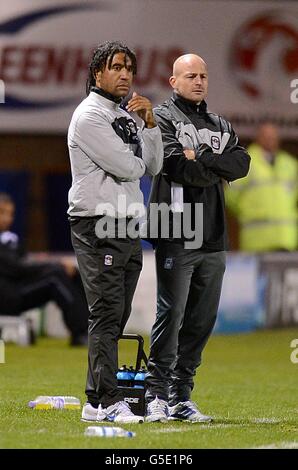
top-left (118, 333), bottom-right (148, 416)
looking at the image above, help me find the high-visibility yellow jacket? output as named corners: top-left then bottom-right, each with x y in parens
top-left (225, 143), bottom-right (298, 251)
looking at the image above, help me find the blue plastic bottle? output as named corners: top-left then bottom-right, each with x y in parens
top-left (85, 426), bottom-right (135, 438)
top-left (134, 366), bottom-right (147, 389)
top-left (117, 365), bottom-right (130, 386)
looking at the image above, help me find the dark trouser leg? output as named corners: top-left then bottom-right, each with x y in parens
top-left (145, 242), bottom-right (193, 402)
top-left (68, 272), bottom-right (89, 335)
top-left (169, 251), bottom-right (226, 405)
top-left (121, 241), bottom-right (143, 335)
top-left (70, 217), bottom-right (142, 408)
top-left (0, 279), bottom-right (23, 315)
top-left (18, 265), bottom-right (86, 337)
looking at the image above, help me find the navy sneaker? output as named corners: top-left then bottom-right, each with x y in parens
top-left (104, 400), bottom-right (144, 424)
top-left (169, 400), bottom-right (212, 423)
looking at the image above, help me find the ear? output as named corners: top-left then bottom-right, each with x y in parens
top-left (169, 76), bottom-right (176, 89)
top-left (94, 70), bottom-right (102, 86)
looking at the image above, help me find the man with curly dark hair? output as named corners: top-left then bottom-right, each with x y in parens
top-left (68, 41), bottom-right (163, 424)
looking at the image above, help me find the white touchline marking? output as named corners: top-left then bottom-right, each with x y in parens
top-left (153, 427), bottom-right (190, 433)
top-left (254, 441), bottom-right (298, 449)
top-left (251, 418), bottom-right (281, 424)
top-left (152, 424), bottom-right (241, 432)
top-left (151, 418), bottom-right (289, 432)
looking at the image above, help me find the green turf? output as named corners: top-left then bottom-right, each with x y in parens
top-left (0, 328), bottom-right (297, 449)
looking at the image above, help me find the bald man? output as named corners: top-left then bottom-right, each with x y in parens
top-left (145, 54), bottom-right (250, 422)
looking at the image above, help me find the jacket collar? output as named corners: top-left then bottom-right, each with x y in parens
top-left (172, 92), bottom-right (207, 114)
top-left (90, 86), bottom-right (122, 104)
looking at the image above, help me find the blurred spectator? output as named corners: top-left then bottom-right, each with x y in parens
top-left (0, 192), bottom-right (89, 346)
top-left (225, 122), bottom-right (298, 251)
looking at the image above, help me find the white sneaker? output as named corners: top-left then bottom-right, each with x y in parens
top-left (169, 400), bottom-right (212, 423)
top-left (104, 401), bottom-right (144, 424)
top-left (145, 397), bottom-right (169, 423)
top-left (81, 403), bottom-right (106, 422)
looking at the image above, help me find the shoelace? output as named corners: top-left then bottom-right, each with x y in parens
top-left (179, 401), bottom-right (207, 418)
top-left (149, 398), bottom-right (168, 414)
top-left (183, 400), bottom-right (198, 412)
top-left (113, 401), bottom-right (134, 416)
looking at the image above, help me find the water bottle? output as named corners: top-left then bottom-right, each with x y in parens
top-left (84, 426), bottom-right (135, 438)
top-left (134, 366), bottom-right (147, 389)
top-left (117, 365), bottom-right (130, 387)
top-left (28, 396), bottom-right (81, 410)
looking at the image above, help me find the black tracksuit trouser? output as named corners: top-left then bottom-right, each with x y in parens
top-left (145, 241), bottom-right (226, 405)
top-left (70, 216), bottom-right (142, 408)
top-left (0, 264), bottom-right (88, 338)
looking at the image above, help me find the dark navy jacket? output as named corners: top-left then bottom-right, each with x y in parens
top-left (147, 93), bottom-right (250, 251)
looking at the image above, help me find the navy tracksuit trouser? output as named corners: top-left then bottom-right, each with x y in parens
top-left (70, 216), bottom-right (142, 409)
top-left (145, 240), bottom-right (226, 405)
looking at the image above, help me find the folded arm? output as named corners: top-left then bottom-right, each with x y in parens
top-left (155, 112), bottom-right (220, 187)
top-left (198, 127), bottom-right (251, 181)
top-left (73, 111), bottom-right (146, 181)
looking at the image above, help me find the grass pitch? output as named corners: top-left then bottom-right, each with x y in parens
top-left (0, 328), bottom-right (297, 449)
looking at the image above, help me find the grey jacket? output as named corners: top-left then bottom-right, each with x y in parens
top-left (67, 90), bottom-right (163, 217)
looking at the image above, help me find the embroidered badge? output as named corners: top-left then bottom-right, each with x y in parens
top-left (104, 254), bottom-right (113, 266)
top-left (211, 135), bottom-right (220, 150)
top-left (164, 258), bottom-right (174, 270)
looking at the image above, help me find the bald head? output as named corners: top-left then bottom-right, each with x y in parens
top-left (172, 54), bottom-right (207, 76)
top-left (170, 54), bottom-right (208, 103)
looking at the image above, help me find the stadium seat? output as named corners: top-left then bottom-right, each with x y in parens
top-left (0, 314), bottom-right (36, 346)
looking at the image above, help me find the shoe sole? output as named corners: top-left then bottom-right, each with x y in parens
top-left (113, 418), bottom-right (144, 424)
top-left (81, 415), bottom-right (107, 423)
top-left (81, 417), bottom-right (97, 422)
top-left (169, 416), bottom-right (213, 423)
top-left (145, 416), bottom-right (168, 423)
